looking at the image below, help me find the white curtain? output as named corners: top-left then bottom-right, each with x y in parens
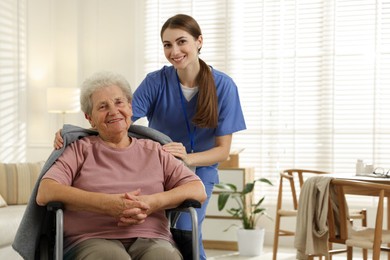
top-left (144, 0), bottom-right (390, 201)
top-left (0, 0), bottom-right (26, 162)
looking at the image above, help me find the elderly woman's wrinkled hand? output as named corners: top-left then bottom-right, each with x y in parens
top-left (116, 190), bottom-right (150, 226)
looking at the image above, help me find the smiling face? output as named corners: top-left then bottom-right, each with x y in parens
top-left (162, 28), bottom-right (202, 71)
top-left (85, 85), bottom-right (132, 143)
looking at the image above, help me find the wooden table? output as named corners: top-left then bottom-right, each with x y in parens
top-left (331, 174), bottom-right (390, 259)
top-left (332, 174), bottom-right (390, 193)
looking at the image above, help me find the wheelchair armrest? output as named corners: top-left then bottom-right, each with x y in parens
top-left (47, 201), bottom-right (64, 212)
top-left (167, 199), bottom-right (201, 226)
top-left (38, 202), bottom-right (64, 260)
top-left (166, 199), bottom-right (201, 222)
top-left (171, 199), bottom-right (201, 210)
top-left (167, 200), bottom-right (201, 260)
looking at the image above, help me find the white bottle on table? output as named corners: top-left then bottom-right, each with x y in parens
top-left (356, 159), bottom-right (365, 176)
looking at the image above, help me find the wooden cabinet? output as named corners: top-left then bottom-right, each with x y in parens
top-left (202, 167), bottom-right (254, 250)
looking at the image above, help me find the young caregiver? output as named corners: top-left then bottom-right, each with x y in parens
top-left (53, 14), bottom-right (246, 260)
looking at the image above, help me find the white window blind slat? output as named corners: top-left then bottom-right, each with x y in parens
top-left (0, 0), bottom-right (26, 162)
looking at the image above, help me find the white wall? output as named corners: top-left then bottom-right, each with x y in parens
top-left (26, 0), bottom-right (145, 161)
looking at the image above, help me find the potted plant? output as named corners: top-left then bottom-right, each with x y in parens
top-left (215, 178), bottom-right (273, 256)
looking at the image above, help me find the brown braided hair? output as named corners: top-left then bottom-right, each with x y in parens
top-left (161, 14), bottom-right (218, 128)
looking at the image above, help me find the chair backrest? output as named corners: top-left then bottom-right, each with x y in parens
top-left (328, 179), bottom-right (387, 255)
top-left (327, 179), bottom-right (351, 246)
top-left (277, 169), bottom-right (330, 212)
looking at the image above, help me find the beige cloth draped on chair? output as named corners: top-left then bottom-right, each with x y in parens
top-left (273, 169), bottom-right (367, 260)
top-left (294, 176), bottom-right (334, 259)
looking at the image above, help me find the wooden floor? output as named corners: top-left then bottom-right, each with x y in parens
top-left (206, 245), bottom-right (387, 259)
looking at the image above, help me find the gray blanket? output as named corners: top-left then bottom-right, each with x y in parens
top-left (12, 124), bottom-right (172, 259)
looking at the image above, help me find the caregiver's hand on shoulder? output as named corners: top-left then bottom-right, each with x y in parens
top-left (162, 142), bottom-right (188, 162)
top-left (53, 129), bottom-right (63, 150)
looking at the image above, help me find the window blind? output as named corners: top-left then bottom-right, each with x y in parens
top-left (0, 0), bottom-right (26, 162)
top-left (143, 0), bottom-right (390, 204)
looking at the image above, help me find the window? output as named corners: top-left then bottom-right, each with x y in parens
top-left (0, 0), bottom-right (26, 162)
top-left (144, 0), bottom-right (390, 202)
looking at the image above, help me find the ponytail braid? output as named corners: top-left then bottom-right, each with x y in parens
top-left (193, 58), bottom-right (218, 128)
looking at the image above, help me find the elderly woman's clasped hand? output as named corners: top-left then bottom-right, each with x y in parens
top-left (112, 190), bottom-right (150, 226)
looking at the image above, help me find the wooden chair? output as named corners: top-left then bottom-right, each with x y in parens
top-left (326, 179), bottom-right (390, 260)
top-left (272, 169), bottom-right (367, 260)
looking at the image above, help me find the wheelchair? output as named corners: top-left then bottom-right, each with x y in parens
top-left (13, 124), bottom-right (201, 260)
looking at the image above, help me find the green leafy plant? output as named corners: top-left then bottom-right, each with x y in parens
top-left (215, 178), bottom-right (273, 230)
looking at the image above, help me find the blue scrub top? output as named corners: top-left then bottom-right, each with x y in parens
top-left (132, 65), bottom-right (246, 183)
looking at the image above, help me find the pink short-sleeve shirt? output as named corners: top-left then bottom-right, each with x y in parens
top-left (42, 136), bottom-right (200, 253)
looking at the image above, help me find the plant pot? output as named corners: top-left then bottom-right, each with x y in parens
top-left (236, 228), bottom-right (265, 256)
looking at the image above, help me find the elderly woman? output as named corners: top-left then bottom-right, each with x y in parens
top-left (36, 71), bottom-right (206, 260)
